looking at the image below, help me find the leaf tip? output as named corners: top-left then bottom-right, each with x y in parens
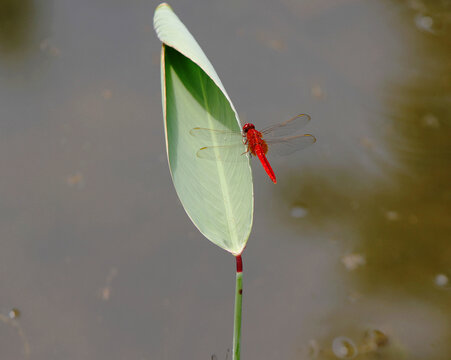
top-left (156, 2), bottom-right (172, 11)
top-left (154, 3), bottom-right (176, 42)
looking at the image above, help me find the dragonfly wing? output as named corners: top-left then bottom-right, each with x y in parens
top-left (196, 144), bottom-right (249, 162)
top-left (266, 134), bottom-right (316, 156)
top-left (261, 114), bottom-right (311, 138)
top-left (189, 127), bottom-right (243, 145)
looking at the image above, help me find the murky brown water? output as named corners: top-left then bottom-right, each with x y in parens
top-left (0, 0), bottom-right (450, 359)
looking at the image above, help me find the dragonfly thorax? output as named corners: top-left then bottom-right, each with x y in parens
top-left (242, 123), bottom-right (255, 133)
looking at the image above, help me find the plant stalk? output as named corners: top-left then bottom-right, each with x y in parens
top-left (233, 254), bottom-right (243, 360)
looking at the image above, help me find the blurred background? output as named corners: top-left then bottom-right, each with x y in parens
top-left (0, 0), bottom-right (450, 359)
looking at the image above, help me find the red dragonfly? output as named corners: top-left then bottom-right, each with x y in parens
top-left (190, 114), bottom-right (316, 184)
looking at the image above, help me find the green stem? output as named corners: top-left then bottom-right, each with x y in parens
top-left (233, 255), bottom-right (243, 360)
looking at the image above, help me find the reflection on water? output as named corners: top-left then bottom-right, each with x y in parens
top-left (372, 0), bottom-right (451, 294)
top-left (277, 0), bottom-right (451, 358)
top-left (0, 0), bottom-right (34, 55)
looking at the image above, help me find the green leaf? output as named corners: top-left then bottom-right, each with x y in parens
top-left (153, 3), bottom-right (253, 255)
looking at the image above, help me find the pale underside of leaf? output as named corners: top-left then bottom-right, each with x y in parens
top-left (155, 3), bottom-right (254, 254)
top-left (163, 46), bottom-right (253, 255)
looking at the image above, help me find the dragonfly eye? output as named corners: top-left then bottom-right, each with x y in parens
top-left (242, 123), bottom-right (255, 133)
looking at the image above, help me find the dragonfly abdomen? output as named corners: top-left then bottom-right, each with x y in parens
top-left (254, 147), bottom-right (276, 184)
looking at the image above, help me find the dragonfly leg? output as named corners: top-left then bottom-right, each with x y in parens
top-left (241, 147), bottom-right (251, 156)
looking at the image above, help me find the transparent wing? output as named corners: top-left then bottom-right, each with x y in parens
top-left (261, 114), bottom-right (311, 138)
top-left (189, 127), bottom-right (243, 145)
top-left (196, 144), bottom-right (249, 162)
top-left (266, 134), bottom-right (316, 156)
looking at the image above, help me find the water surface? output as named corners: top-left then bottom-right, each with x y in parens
top-left (0, 0), bottom-right (450, 359)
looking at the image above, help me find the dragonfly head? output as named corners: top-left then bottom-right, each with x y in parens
top-left (242, 123), bottom-right (255, 133)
